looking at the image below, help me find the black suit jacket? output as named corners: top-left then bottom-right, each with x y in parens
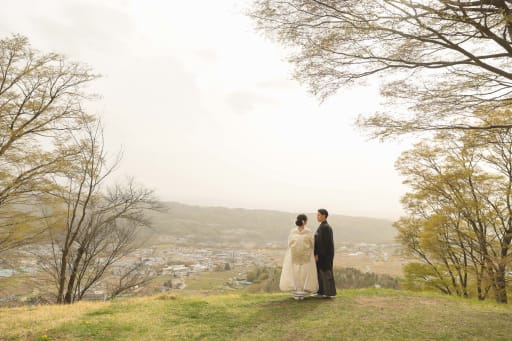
top-left (314, 221), bottom-right (334, 270)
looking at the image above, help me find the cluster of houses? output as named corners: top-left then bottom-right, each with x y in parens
top-left (0, 269), bottom-right (15, 278)
top-left (0, 243), bottom-right (278, 303)
top-left (135, 246), bottom-right (275, 277)
top-left (337, 243), bottom-right (402, 261)
top-left (0, 241), bottom-right (405, 304)
top-left (0, 245), bottom-right (44, 278)
top-left (0, 243), bottom-right (398, 281)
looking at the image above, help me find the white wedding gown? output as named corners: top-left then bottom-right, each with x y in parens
top-left (279, 227), bottom-right (319, 297)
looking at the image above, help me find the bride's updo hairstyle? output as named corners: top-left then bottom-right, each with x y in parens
top-left (295, 214), bottom-right (308, 227)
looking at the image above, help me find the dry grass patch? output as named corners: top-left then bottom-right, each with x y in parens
top-left (0, 301), bottom-right (107, 340)
top-left (354, 295), bottom-right (444, 308)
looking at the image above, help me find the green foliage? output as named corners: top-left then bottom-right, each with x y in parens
top-left (402, 263), bottom-right (451, 293)
top-left (245, 266), bottom-right (401, 294)
top-left (0, 35), bottom-right (99, 253)
top-left (246, 266), bottom-right (281, 293)
top-left (395, 123), bottom-right (512, 303)
top-left (333, 267), bottom-right (400, 290)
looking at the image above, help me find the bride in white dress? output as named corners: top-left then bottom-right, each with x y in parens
top-left (279, 214), bottom-right (319, 300)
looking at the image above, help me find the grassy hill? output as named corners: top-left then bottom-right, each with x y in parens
top-left (150, 202), bottom-right (396, 245)
top-left (2, 289), bottom-right (511, 340)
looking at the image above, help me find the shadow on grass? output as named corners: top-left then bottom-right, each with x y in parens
top-left (233, 295), bottom-right (338, 339)
top-left (257, 295), bottom-right (332, 310)
top-left (161, 294), bottom-right (335, 340)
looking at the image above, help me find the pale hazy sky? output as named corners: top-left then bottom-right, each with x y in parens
top-left (1, 0), bottom-right (407, 219)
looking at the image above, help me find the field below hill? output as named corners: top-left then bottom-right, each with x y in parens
top-left (1, 289), bottom-right (511, 340)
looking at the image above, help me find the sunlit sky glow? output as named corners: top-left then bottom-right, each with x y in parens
top-left (1, 0), bottom-right (408, 219)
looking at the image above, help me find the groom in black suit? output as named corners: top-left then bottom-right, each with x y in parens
top-left (314, 208), bottom-right (336, 297)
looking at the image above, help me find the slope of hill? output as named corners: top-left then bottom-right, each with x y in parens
top-left (2, 289), bottom-right (511, 340)
top-left (149, 202), bottom-right (396, 244)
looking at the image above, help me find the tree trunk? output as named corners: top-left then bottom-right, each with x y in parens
top-left (56, 250), bottom-right (68, 304)
top-left (494, 267), bottom-right (508, 304)
top-left (476, 276), bottom-right (485, 301)
top-left (63, 246), bottom-right (84, 304)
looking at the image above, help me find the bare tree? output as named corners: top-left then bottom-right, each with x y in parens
top-left (39, 119), bottom-right (159, 304)
top-left (106, 261), bottom-right (155, 300)
top-left (249, 1), bottom-right (512, 137)
top-left (0, 34), bottom-right (97, 253)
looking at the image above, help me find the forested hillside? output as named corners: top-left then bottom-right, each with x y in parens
top-left (150, 202), bottom-right (396, 244)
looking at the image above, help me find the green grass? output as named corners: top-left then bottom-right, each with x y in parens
top-left (1, 289), bottom-right (512, 340)
top-left (184, 270), bottom-right (239, 292)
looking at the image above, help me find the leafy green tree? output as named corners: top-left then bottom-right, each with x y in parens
top-left (396, 116), bottom-right (512, 303)
top-left (333, 267), bottom-right (400, 290)
top-left (0, 34), bottom-right (97, 253)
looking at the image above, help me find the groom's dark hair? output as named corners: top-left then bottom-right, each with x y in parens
top-left (318, 208), bottom-right (329, 218)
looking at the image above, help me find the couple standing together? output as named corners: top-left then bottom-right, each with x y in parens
top-left (279, 209), bottom-right (336, 300)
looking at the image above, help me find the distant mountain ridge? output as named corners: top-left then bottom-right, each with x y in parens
top-left (150, 202), bottom-right (397, 245)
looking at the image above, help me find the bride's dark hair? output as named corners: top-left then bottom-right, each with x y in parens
top-left (295, 214), bottom-right (308, 227)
